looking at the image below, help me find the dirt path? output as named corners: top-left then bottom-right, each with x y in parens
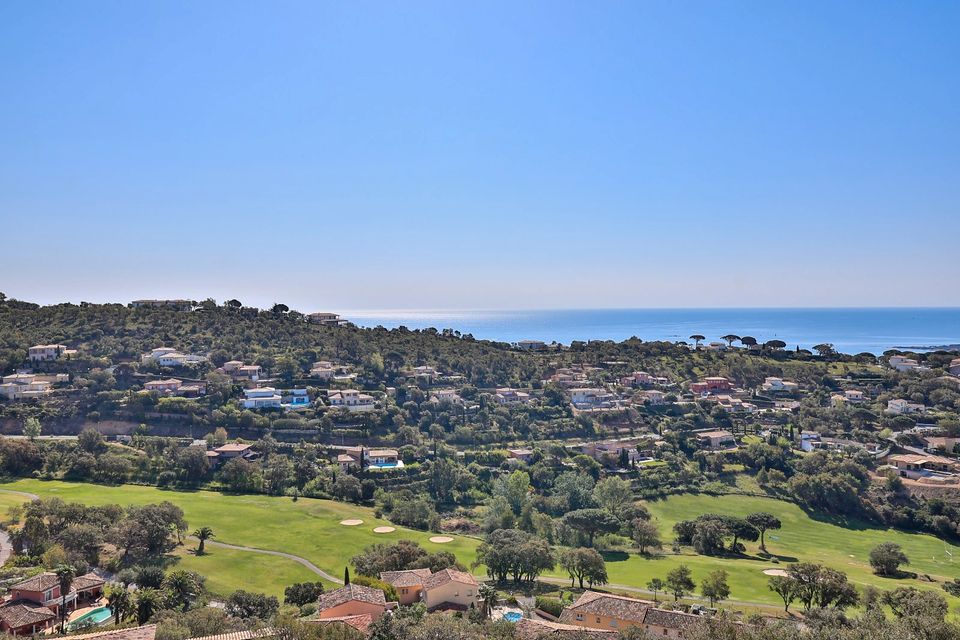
top-left (186, 537), bottom-right (344, 585)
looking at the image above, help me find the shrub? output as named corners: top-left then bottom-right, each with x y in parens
top-left (535, 596), bottom-right (564, 618)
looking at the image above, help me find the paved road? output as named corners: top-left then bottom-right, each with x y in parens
top-left (0, 489), bottom-right (39, 567)
top-left (186, 537), bottom-right (344, 585)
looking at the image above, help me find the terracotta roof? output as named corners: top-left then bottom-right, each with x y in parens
top-left (421, 568), bottom-right (478, 591)
top-left (515, 618), bottom-right (616, 639)
top-left (641, 608), bottom-right (700, 630)
top-left (188, 628), bottom-right (277, 640)
top-left (559, 591), bottom-right (652, 624)
top-left (379, 569), bottom-right (432, 587)
top-left (0, 601), bottom-right (56, 629)
top-left (9, 572), bottom-right (59, 592)
top-left (317, 584), bottom-right (386, 612)
top-left (74, 572), bottom-right (106, 591)
top-left (69, 624), bottom-right (158, 640)
top-left (314, 614), bottom-right (374, 634)
top-left (215, 443), bottom-right (252, 453)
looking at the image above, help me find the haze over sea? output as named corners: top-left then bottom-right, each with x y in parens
top-left (346, 308), bottom-right (960, 356)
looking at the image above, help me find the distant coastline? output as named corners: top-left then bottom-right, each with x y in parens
top-left (347, 307), bottom-right (960, 356)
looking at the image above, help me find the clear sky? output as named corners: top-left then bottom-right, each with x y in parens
top-left (2, 2), bottom-right (958, 310)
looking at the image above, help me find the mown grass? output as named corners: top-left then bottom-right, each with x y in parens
top-left (0, 479), bottom-right (478, 597)
top-left (594, 493), bottom-right (960, 616)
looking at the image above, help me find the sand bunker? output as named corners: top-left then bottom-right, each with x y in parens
top-left (340, 519), bottom-right (364, 526)
top-left (429, 536), bottom-right (454, 544)
top-left (373, 526), bottom-right (396, 534)
top-left (763, 568), bottom-right (788, 577)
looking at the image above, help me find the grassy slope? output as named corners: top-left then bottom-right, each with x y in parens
top-left (596, 494), bottom-right (960, 615)
top-left (0, 479), bottom-right (479, 598)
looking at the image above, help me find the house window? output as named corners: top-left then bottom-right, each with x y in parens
top-left (610, 620), bottom-right (618, 627)
top-left (402, 589), bottom-right (408, 594)
top-left (576, 614), bottom-right (583, 621)
top-left (596, 617), bottom-right (601, 623)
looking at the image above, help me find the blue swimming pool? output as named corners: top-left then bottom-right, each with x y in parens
top-left (68, 607), bottom-right (112, 630)
top-left (503, 611), bottom-right (522, 623)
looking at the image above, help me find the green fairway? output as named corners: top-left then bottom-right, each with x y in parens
top-left (0, 479), bottom-right (479, 598)
top-left (593, 493), bottom-right (960, 616)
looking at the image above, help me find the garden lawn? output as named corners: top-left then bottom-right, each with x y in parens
top-left (593, 493), bottom-right (960, 616)
top-left (0, 479), bottom-right (479, 596)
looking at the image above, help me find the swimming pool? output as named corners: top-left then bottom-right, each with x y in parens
top-left (503, 611), bottom-right (522, 623)
top-left (68, 607), bottom-right (112, 630)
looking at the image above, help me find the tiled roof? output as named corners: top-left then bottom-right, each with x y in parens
top-left (69, 624), bottom-right (158, 640)
top-left (641, 608), bottom-right (699, 629)
top-left (317, 584), bottom-right (386, 612)
top-left (515, 618), bottom-right (616, 639)
top-left (0, 601), bottom-right (56, 629)
top-left (188, 629), bottom-right (278, 640)
top-left (559, 591), bottom-right (652, 624)
top-left (379, 569), bottom-right (432, 588)
top-left (421, 568), bottom-right (478, 591)
top-left (74, 572), bottom-right (106, 591)
top-left (9, 572), bottom-right (59, 592)
top-left (314, 614), bottom-right (374, 634)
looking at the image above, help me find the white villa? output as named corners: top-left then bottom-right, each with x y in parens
top-left (0, 373), bottom-right (65, 400)
top-left (328, 389), bottom-right (375, 412)
top-left (28, 344), bottom-right (78, 361)
top-left (307, 312), bottom-right (349, 326)
top-left (222, 361), bottom-right (262, 381)
top-left (761, 377), bottom-right (799, 393)
top-left (885, 399), bottom-right (926, 415)
top-left (494, 388), bottom-right (531, 404)
top-left (143, 347), bottom-right (206, 367)
top-left (243, 387), bottom-right (282, 409)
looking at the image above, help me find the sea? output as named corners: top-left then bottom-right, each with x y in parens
top-left (344, 308), bottom-right (960, 356)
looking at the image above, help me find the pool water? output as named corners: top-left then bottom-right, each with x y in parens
top-left (503, 611), bottom-right (522, 623)
top-left (68, 607), bottom-right (112, 630)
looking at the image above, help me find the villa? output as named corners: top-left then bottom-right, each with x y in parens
top-left (420, 568), bottom-right (479, 612)
top-left (327, 389), bottom-right (375, 412)
top-left (637, 389), bottom-right (667, 405)
top-left (144, 378), bottom-right (184, 394)
top-left (336, 447), bottom-right (402, 470)
top-left (887, 454), bottom-right (960, 484)
top-left (889, 355), bottom-right (925, 373)
top-left (222, 361), bottom-right (262, 382)
top-left (690, 376), bottom-right (732, 394)
top-left (885, 399), bottom-right (926, 415)
top-left (494, 388), bottom-right (531, 405)
top-left (580, 439), bottom-right (651, 467)
top-left (143, 347), bottom-right (206, 367)
top-left (0, 572), bottom-right (104, 636)
top-left (430, 389), bottom-right (464, 405)
top-left (379, 569), bottom-right (432, 605)
top-left (307, 312), bottom-right (349, 326)
top-left (696, 430), bottom-right (737, 450)
top-left (832, 389), bottom-right (866, 405)
top-left (317, 584), bottom-right (386, 621)
top-left (570, 388), bottom-right (621, 411)
top-left (242, 387), bottom-right (282, 409)
top-left (619, 371), bottom-right (660, 387)
top-left (0, 373), bottom-right (60, 401)
top-left (515, 619), bottom-right (615, 639)
top-left (28, 344), bottom-right (78, 361)
top-left (281, 389), bottom-right (310, 409)
top-left (558, 591), bottom-right (701, 637)
top-left (507, 448), bottom-right (535, 463)
top-left (516, 340), bottom-right (547, 351)
top-left (761, 377), bottom-right (799, 393)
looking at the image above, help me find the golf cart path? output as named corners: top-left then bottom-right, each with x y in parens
top-left (0, 488), bottom-right (343, 584)
top-left (186, 537), bottom-right (343, 585)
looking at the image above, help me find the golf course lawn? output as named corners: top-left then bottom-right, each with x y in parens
top-left (594, 493), bottom-right (960, 615)
top-left (2, 479), bottom-right (958, 616)
top-left (0, 478), bottom-right (479, 597)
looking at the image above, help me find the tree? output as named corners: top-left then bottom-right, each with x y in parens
top-left (163, 570), bottom-right (204, 611)
top-left (647, 578), bottom-right (665, 603)
top-left (270, 303), bottom-right (289, 314)
top-left (740, 336), bottom-right (758, 348)
top-left (592, 476), bottom-right (633, 519)
top-left (478, 584), bottom-right (498, 618)
top-left (106, 583), bottom-right (132, 625)
top-left (225, 590), bottom-right (279, 620)
top-left (787, 563), bottom-right (858, 611)
top-left (561, 509), bottom-right (620, 547)
top-left (724, 517), bottom-right (759, 553)
top-left (813, 343), bottom-right (836, 357)
top-left (700, 569), bottom-right (730, 607)
top-left (54, 563), bottom-right (76, 632)
top-left (631, 519), bottom-right (662, 555)
top-left (869, 542), bottom-right (909, 577)
top-left (745, 513), bottom-right (781, 553)
top-left (768, 575), bottom-right (796, 612)
top-left (665, 564), bottom-right (695, 601)
top-left (284, 582), bottom-right (325, 606)
top-left (344, 566), bottom-right (350, 585)
top-left (721, 335), bottom-right (740, 347)
top-left (193, 527), bottom-right (215, 555)
top-left (764, 340), bottom-right (787, 350)
top-left (559, 548), bottom-right (607, 589)
top-left (22, 417), bottom-right (41, 441)
top-left (474, 529), bottom-right (554, 584)
top-left (689, 335), bottom-right (705, 349)
top-left (135, 587), bottom-right (162, 625)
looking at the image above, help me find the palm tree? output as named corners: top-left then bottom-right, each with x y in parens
top-left (54, 564), bottom-right (76, 632)
top-left (689, 335), bottom-right (705, 349)
top-left (721, 334), bottom-right (740, 347)
top-left (106, 584), bottom-right (131, 625)
top-left (135, 588), bottom-right (162, 625)
top-left (193, 527), bottom-right (215, 555)
top-left (478, 584), bottom-right (498, 618)
top-left (163, 570), bottom-right (200, 611)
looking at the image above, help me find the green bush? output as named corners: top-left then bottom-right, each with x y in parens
top-left (535, 596), bottom-right (564, 618)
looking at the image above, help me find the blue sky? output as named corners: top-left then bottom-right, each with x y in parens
top-left (1, 1), bottom-right (958, 310)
